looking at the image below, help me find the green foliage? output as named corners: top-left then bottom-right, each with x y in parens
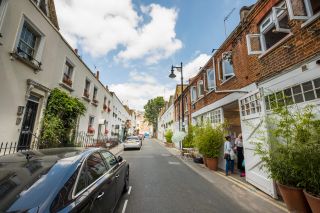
top-left (194, 122), bottom-right (224, 158)
top-left (182, 125), bottom-right (194, 148)
top-left (255, 105), bottom-right (320, 195)
top-left (144, 97), bottom-right (165, 132)
top-left (41, 88), bottom-right (86, 148)
top-left (164, 129), bottom-right (173, 143)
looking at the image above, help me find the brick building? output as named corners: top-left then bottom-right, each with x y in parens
top-left (173, 0), bottom-right (320, 197)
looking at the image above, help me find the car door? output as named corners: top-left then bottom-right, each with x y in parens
top-left (100, 151), bottom-right (123, 204)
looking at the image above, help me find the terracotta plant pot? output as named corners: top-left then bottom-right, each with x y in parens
top-left (203, 157), bottom-right (207, 167)
top-left (304, 190), bottom-right (320, 213)
top-left (206, 157), bottom-right (218, 171)
top-left (277, 183), bottom-right (311, 213)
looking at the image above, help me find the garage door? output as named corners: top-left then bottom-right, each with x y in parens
top-left (239, 88), bottom-right (277, 198)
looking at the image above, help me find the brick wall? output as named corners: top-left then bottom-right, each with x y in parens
top-left (187, 0), bottom-right (320, 116)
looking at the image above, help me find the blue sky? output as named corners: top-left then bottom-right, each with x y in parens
top-left (55, 0), bottom-right (256, 110)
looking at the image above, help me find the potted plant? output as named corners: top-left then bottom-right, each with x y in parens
top-left (164, 129), bottom-right (174, 147)
top-left (255, 105), bottom-right (316, 213)
top-left (194, 122), bottom-right (224, 171)
top-left (87, 125), bottom-right (95, 134)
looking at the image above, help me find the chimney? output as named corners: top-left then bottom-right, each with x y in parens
top-left (240, 5), bottom-right (253, 23)
top-left (96, 71), bottom-right (100, 80)
top-left (75, 48), bottom-right (78, 54)
top-left (105, 85), bottom-right (109, 90)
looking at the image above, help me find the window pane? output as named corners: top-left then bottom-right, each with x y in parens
top-left (304, 91), bottom-right (315, 101)
top-left (316, 89), bottom-right (320, 98)
top-left (292, 85), bottom-right (302, 94)
top-left (302, 81), bottom-right (313, 91)
top-left (87, 153), bottom-right (107, 185)
top-left (294, 94), bottom-right (304, 103)
top-left (288, 0), bottom-right (308, 16)
top-left (223, 60), bottom-right (234, 75)
top-left (314, 78), bottom-right (320, 88)
top-left (100, 151), bottom-right (118, 167)
top-left (76, 165), bottom-right (87, 194)
top-left (264, 26), bottom-right (288, 49)
top-left (310, 0), bottom-right (320, 14)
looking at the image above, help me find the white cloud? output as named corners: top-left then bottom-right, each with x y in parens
top-left (110, 72), bottom-right (174, 110)
top-left (182, 53), bottom-right (211, 82)
top-left (55, 0), bottom-right (182, 64)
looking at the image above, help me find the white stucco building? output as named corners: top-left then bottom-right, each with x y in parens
top-left (157, 96), bottom-right (175, 142)
top-left (0, 0), bottom-right (135, 148)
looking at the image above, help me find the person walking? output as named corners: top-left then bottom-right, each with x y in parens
top-left (235, 134), bottom-right (245, 177)
top-left (224, 136), bottom-right (235, 176)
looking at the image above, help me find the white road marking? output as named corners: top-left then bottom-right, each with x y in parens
top-left (127, 186), bottom-right (132, 195)
top-left (168, 161), bottom-right (180, 165)
top-left (122, 200), bottom-right (128, 213)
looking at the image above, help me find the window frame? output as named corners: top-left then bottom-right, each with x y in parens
top-left (62, 59), bottom-right (75, 86)
top-left (286, 0), bottom-right (313, 20)
top-left (0, 0), bottom-right (8, 32)
top-left (72, 152), bottom-right (109, 198)
top-left (221, 52), bottom-right (235, 81)
top-left (197, 80), bottom-right (204, 97)
top-left (206, 69), bottom-right (216, 91)
top-left (14, 16), bottom-right (45, 64)
top-left (190, 86), bottom-right (197, 103)
top-left (93, 86), bottom-right (98, 101)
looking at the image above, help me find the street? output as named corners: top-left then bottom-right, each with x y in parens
top-left (114, 139), bottom-right (283, 213)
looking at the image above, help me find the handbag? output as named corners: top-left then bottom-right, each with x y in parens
top-left (224, 153), bottom-right (231, 160)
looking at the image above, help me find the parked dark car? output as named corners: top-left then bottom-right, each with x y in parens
top-left (0, 147), bottom-right (129, 213)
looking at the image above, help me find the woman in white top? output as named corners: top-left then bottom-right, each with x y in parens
top-left (235, 134), bottom-right (245, 177)
top-left (224, 136), bottom-right (235, 176)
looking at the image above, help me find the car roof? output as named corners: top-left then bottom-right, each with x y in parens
top-left (0, 147), bottom-right (103, 212)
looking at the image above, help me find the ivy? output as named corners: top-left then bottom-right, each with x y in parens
top-left (41, 88), bottom-right (86, 148)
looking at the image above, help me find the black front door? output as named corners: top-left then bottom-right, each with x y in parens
top-left (18, 95), bottom-right (40, 150)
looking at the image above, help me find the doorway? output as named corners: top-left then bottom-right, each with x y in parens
top-left (18, 95), bottom-right (40, 150)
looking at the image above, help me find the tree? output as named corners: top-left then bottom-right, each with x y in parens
top-left (144, 97), bottom-right (165, 136)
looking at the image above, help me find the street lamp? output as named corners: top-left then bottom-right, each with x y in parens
top-left (169, 62), bottom-right (185, 132)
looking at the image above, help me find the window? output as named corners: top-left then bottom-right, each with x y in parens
top-left (264, 77), bottom-right (320, 110)
top-left (0, 0), bottom-right (8, 31)
top-left (286, 0), bottom-right (320, 20)
top-left (219, 52), bottom-right (235, 81)
top-left (17, 23), bottom-right (39, 60)
top-left (246, 1), bottom-right (290, 55)
top-left (88, 116), bottom-right (94, 128)
top-left (208, 108), bottom-right (223, 125)
top-left (184, 96), bottom-right (188, 112)
top-left (62, 61), bottom-right (73, 87)
top-left (240, 93), bottom-right (262, 116)
top-left (207, 69), bottom-right (216, 91)
top-left (197, 80), bottom-right (204, 97)
top-left (84, 79), bottom-right (90, 98)
top-left (86, 153), bottom-right (107, 185)
top-left (100, 151), bottom-right (118, 168)
top-left (93, 87), bottom-right (98, 102)
top-left (75, 164), bottom-right (87, 194)
top-left (190, 86), bottom-right (197, 103)
top-left (32, 0), bottom-right (48, 15)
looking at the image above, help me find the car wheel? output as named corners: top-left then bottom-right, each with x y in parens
top-left (123, 169), bottom-right (129, 193)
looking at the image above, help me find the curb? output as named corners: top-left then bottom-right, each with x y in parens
top-left (155, 139), bottom-right (288, 212)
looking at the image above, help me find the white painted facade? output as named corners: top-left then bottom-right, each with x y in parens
top-left (157, 104), bottom-right (174, 142)
top-left (0, 0), bottom-right (135, 146)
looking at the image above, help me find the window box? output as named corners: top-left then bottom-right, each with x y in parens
top-left (87, 125), bottom-right (95, 135)
top-left (62, 75), bottom-right (72, 87)
top-left (10, 51), bottom-right (42, 72)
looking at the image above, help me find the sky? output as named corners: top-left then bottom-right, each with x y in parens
top-left (55, 0), bottom-right (257, 111)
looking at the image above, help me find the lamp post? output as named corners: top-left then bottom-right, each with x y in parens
top-left (169, 62), bottom-right (185, 132)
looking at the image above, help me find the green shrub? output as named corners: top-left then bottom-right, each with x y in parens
top-left (194, 122), bottom-right (224, 158)
top-left (255, 105), bottom-right (320, 195)
top-left (182, 125), bottom-right (194, 148)
top-left (164, 129), bottom-right (173, 143)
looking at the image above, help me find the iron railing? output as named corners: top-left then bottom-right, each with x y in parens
top-left (0, 132), bottom-right (121, 157)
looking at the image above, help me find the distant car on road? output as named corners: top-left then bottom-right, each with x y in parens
top-left (0, 147), bottom-right (129, 213)
top-left (124, 136), bottom-right (142, 150)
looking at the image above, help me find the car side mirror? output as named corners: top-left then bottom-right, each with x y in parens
top-left (118, 156), bottom-right (123, 162)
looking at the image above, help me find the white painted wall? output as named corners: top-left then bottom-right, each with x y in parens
top-left (157, 104), bottom-right (174, 142)
top-left (0, 0), bottom-right (134, 145)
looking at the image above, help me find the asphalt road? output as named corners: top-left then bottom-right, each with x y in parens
top-left (114, 139), bottom-right (250, 213)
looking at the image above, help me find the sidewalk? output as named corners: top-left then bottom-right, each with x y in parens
top-left (154, 139), bottom-right (288, 213)
top-left (109, 143), bottom-right (124, 156)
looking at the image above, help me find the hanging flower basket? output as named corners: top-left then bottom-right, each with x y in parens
top-left (104, 129), bottom-right (109, 135)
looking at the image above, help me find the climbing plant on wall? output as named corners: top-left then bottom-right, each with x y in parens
top-left (41, 88), bottom-right (86, 148)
